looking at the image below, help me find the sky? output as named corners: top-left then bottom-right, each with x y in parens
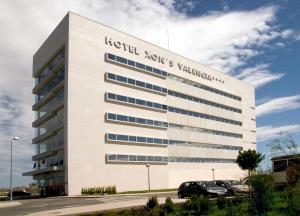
top-left (0, 0), bottom-right (299, 187)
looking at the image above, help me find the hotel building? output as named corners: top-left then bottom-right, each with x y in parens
top-left (24, 12), bottom-right (256, 196)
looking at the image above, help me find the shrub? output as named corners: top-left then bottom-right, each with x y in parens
top-left (81, 185), bottom-right (116, 195)
top-left (251, 174), bottom-right (274, 214)
top-left (164, 197), bottom-right (175, 213)
top-left (216, 196), bottom-right (226, 209)
top-left (183, 195), bottom-right (210, 215)
top-left (147, 196), bottom-right (159, 209)
top-left (232, 196), bottom-right (245, 205)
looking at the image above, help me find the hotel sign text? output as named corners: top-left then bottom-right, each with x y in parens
top-left (105, 36), bottom-right (219, 82)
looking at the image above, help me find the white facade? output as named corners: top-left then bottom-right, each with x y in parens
top-left (24, 12), bottom-right (256, 196)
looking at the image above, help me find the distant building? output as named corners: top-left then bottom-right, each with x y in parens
top-left (23, 12), bottom-right (256, 196)
top-left (272, 154), bottom-right (300, 185)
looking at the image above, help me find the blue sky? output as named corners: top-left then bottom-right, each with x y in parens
top-left (0, 0), bottom-right (299, 187)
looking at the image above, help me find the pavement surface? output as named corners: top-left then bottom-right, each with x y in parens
top-left (0, 192), bottom-right (180, 216)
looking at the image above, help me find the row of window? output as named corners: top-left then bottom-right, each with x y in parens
top-left (106, 72), bottom-right (167, 94)
top-left (168, 107), bottom-right (242, 126)
top-left (168, 74), bottom-right (241, 101)
top-left (107, 92), bottom-right (241, 126)
top-left (168, 90), bottom-right (241, 114)
top-left (169, 123), bottom-right (243, 138)
top-left (106, 133), bottom-right (242, 150)
top-left (106, 53), bottom-right (167, 78)
top-left (106, 92), bottom-right (167, 111)
top-left (168, 157), bottom-right (236, 163)
top-left (106, 112), bottom-right (242, 138)
top-left (106, 72), bottom-right (242, 115)
top-left (107, 133), bottom-right (168, 145)
top-left (168, 140), bottom-right (242, 151)
top-left (106, 154), bottom-right (168, 163)
top-left (106, 154), bottom-right (235, 164)
top-left (36, 49), bottom-right (65, 85)
top-left (106, 113), bottom-right (168, 128)
top-left (36, 68), bottom-right (65, 102)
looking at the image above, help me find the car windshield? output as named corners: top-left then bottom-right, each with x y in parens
top-left (226, 180), bottom-right (241, 185)
top-left (200, 181), bottom-right (218, 187)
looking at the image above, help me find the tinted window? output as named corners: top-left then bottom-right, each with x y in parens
top-left (107, 133), bottom-right (116, 140)
top-left (107, 113), bottom-right (116, 120)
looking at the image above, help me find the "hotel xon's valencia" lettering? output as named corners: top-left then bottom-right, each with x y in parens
top-left (105, 36), bottom-right (214, 82)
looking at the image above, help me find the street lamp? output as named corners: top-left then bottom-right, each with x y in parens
top-left (211, 168), bottom-right (215, 180)
top-left (10, 136), bottom-right (20, 202)
top-left (146, 164), bottom-right (150, 191)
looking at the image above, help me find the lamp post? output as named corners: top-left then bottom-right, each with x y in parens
top-left (10, 136), bottom-right (20, 202)
top-left (211, 168), bottom-right (215, 180)
top-left (146, 164), bottom-right (150, 191)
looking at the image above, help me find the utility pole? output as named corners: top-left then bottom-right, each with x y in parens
top-left (146, 164), bottom-right (150, 191)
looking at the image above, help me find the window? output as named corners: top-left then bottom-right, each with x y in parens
top-left (147, 138), bottom-right (154, 143)
top-left (136, 62), bottom-right (145, 70)
top-left (129, 117), bottom-right (136, 123)
top-left (107, 133), bottom-right (116, 140)
top-left (129, 155), bottom-right (136, 161)
top-left (128, 78), bottom-right (135, 85)
top-left (137, 118), bottom-right (146, 124)
top-left (107, 53), bottom-right (116, 60)
top-left (107, 93), bottom-right (116, 100)
top-left (107, 73), bottom-right (115, 80)
top-left (117, 134), bottom-right (128, 141)
top-left (105, 72), bottom-right (167, 94)
top-left (146, 119), bottom-right (153, 125)
top-left (146, 66), bottom-right (152, 72)
top-left (116, 56), bottom-right (127, 64)
top-left (117, 115), bottom-right (127, 121)
top-left (108, 154), bottom-right (116, 160)
top-left (107, 113), bottom-right (116, 120)
top-left (153, 68), bottom-right (161, 75)
top-left (137, 137), bottom-right (146, 143)
top-left (129, 136), bottom-right (137, 142)
top-left (136, 99), bottom-right (145, 106)
top-left (117, 75), bottom-right (127, 83)
top-left (128, 60), bottom-right (135, 67)
top-left (106, 53), bottom-right (167, 78)
top-left (117, 95), bottom-right (127, 102)
top-left (136, 80), bottom-right (145, 88)
top-left (128, 97), bottom-right (135, 104)
top-left (146, 83), bottom-right (152, 89)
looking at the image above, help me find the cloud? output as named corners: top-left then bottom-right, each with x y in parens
top-left (256, 94), bottom-right (300, 117)
top-left (235, 64), bottom-right (284, 88)
top-left (257, 125), bottom-right (300, 142)
top-left (0, 0), bottom-right (297, 186)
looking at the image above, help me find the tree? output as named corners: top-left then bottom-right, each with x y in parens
top-left (236, 149), bottom-right (265, 213)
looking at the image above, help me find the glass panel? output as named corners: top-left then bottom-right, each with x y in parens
top-left (107, 134), bottom-right (116, 140)
top-left (107, 113), bottom-right (116, 120)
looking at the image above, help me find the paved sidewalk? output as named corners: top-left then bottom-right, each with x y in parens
top-left (0, 201), bottom-right (22, 208)
top-left (67, 190), bottom-right (177, 198)
top-left (26, 197), bottom-right (185, 216)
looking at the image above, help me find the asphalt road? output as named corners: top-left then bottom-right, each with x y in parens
top-left (1, 192), bottom-right (177, 216)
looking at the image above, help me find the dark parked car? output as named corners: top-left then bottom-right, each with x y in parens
top-left (211, 180), bottom-right (248, 196)
top-left (178, 181), bottom-right (227, 198)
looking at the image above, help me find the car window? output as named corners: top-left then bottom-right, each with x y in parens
top-left (184, 182), bottom-right (190, 188)
top-left (190, 182), bottom-right (199, 189)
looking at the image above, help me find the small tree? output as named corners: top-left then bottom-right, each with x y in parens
top-left (236, 149), bottom-right (264, 212)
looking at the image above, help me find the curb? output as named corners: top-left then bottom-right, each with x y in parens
top-left (0, 201), bottom-right (22, 208)
top-left (65, 190), bottom-right (177, 198)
